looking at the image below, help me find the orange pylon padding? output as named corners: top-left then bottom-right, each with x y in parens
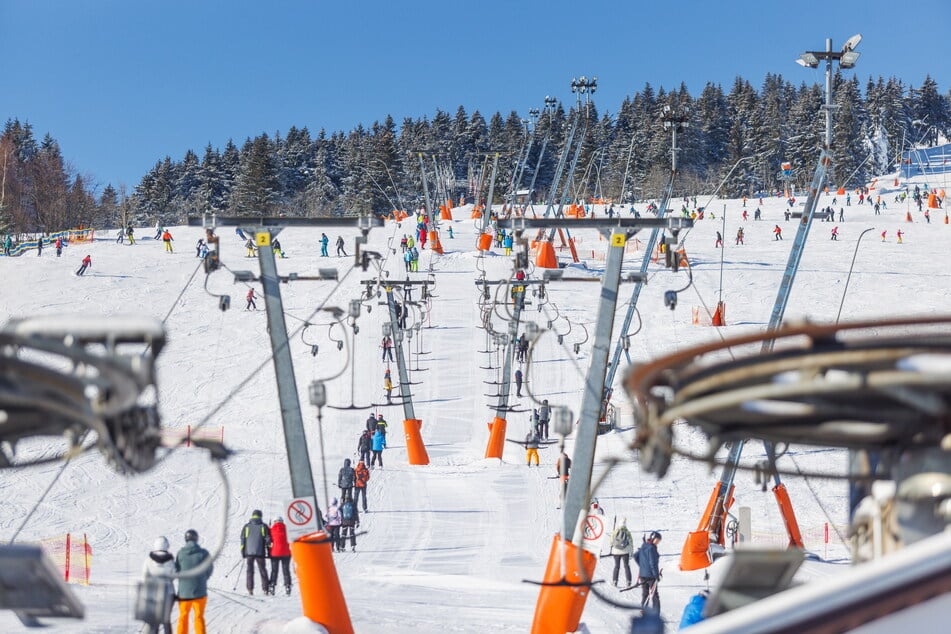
top-left (773, 483), bottom-right (805, 549)
top-left (477, 233), bottom-right (493, 251)
top-left (471, 205), bottom-right (483, 219)
top-left (894, 178), bottom-right (899, 186)
top-left (292, 531), bottom-right (354, 633)
top-left (945, 213), bottom-right (949, 224)
top-left (712, 301), bottom-right (726, 327)
top-left (531, 534), bottom-right (597, 634)
top-left (535, 241), bottom-right (558, 269)
top-left (440, 205), bottom-right (453, 221)
top-left (676, 248), bottom-right (689, 268)
top-left (928, 193), bottom-right (940, 209)
top-left (680, 530), bottom-right (712, 571)
top-left (429, 230), bottom-right (443, 255)
top-left (906, 211), bottom-right (914, 222)
top-left (836, 187), bottom-right (845, 195)
top-left (403, 418), bottom-right (429, 465)
top-left (484, 415), bottom-right (507, 459)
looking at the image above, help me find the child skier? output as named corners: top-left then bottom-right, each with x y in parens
top-left (246, 288), bottom-right (257, 310)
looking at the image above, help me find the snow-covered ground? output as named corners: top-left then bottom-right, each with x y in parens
top-left (1, 171), bottom-right (949, 632)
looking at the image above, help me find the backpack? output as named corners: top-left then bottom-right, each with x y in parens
top-left (612, 528), bottom-right (631, 551)
top-left (341, 501), bottom-right (355, 521)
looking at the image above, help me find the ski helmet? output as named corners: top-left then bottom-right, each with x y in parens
top-left (184, 529), bottom-right (199, 543)
top-left (649, 531), bottom-right (662, 541)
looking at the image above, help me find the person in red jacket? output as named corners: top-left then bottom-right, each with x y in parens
top-left (268, 517), bottom-right (293, 596)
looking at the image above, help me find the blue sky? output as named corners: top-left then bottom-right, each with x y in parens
top-left (1, 0), bottom-right (948, 192)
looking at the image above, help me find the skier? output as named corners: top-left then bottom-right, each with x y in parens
top-left (127, 224), bottom-right (136, 245)
top-left (382, 334), bottom-right (394, 361)
top-left (162, 229), bottom-right (174, 253)
top-left (272, 238), bottom-right (285, 258)
top-left (196, 238), bottom-right (205, 257)
top-left (881, 230), bottom-right (887, 242)
top-left (839, 208), bottom-right (845, 222)
top-left (154, 221), bottom-right (163, 240)
top-left (175, 529), bottom-right (213, 634)
top-left (636, 531), bottom-right (663, 612)
top-left (246, 288), bottom-right (257, 310)
top-left (357, 428), bottom-right (372, 464)
top-left (524, 428), bottom-right (541, 466)
top-left (400, 235), bottom-right (408, 252)
top-left (897, 229), bottom-right (904, 244)
top-left (268, 517), bottom-right (292, 596)
top-left (754, 208), bottom-right (761, 221)
top-left (735, 227), bottom-right (744, 245)
top-left (140, 536), bottom-right (175, 633)
top-left (679, 590), bottom-right (710, 629)
top-left (503, 232), bottom-right (514, 256)
top-left (354, 459), bottom-right (370, 512)
top-left (55, 237), bottom-right (63, 257)
top-left (773, 225), bottom-right (783, 241)
top-left (36, 236), bottom-right (42, 256)
top-left (609, 519), bottom-right (634, 588)
top-left (831, 226), bottom-right (839, 241)
top-left (403, 248), bottom-right (413, 272)
top-left (245, 238), bottom-right (256, 257)
top-left (556, 452), bottom-right (572, 498)
top-left (76, 254), bottom-right (92, 276)
top-left (338, 458), bottom-right (356, 503)
top-left (447, 226), bottom-right (454, 239)
top-left (375, 413), bottom-right (388, 440)
top-left (371, 426), bottom-right (386, 468)
top-left (3, 234), bottom-right (13, 255)
top-left (240, 509), bottom-right (272, 596)
top-left (338, 497), bottom-right (360, 552)
top-left (714, 231), bottom-right (722, 248)
top-left (741, 209), bottom-right (748, 222)
top-left (538, 399), bottom-right (550, 440)
top-left (515, 368), bottom-right (523, 397)
top-left (410, 246), bottom-right (419, 272)
top-left (335, 235), bottom-right (347, 257)
top-left (925, 209), bottom-right (931, 224)
top-left (320, 233), bottom-right (329, 257)
top-left (116, 227), bottom-right (125, 244)
top-left (198, 243), bottom-right (208, 259)
top-left (325, 499), bottom-right (342, 551)
top-left (383, 369), bottom-right (393, 404)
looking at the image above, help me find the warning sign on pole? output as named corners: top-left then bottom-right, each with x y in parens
top-left (580, 513), bottom-right (605, 555)
top-left (284, 496), bottom-right (320, 540)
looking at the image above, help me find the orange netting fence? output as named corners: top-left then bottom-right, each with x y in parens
top-left (39, 533), bottom-right (93, 585)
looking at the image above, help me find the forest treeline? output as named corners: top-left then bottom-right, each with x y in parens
top-left (1, 74), bottom-right (948, 233)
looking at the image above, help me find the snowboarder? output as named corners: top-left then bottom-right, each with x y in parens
top-left (245, 238), bottom-right (256, 257)
top-left (175, 529), bottom-right (213, 633)
top-left (525, 428), bottom-right (540, 466)
top-left (714, 231), bottom-right (722, 248)
top-left (897, 229), bottom-right (904, 244)
top-left (735, 227), bottom-right (744, 245)
top-left (126, 224), bottom-right (136, 245)
top-left (55, 237), bottom-right (63, 257)
top-left (371, 426), bottom-right (386, 468)
top-left (272, 238), bottom-right (285, 258)
top-left (382, 334), bottom-right (394, 361)
top-left (339, 498), bottom-right (360, 552)
top-left (141, 536), bottom-right (175, 633)
top-left (338, 458), bottom-right (356, 503)
top-left (357, 428), bottom-right (373, 464)
top-left (538, 399), bottom-right (550, 440)
top-left (514, 368), bottom-right (523, 397)
top-left (831, 226), bottom-right (839, 241)
top-left (773, 225), bottom-right (783, 241)
top-left (636, 531), bottom-right (663, 612)
top-left (240, 509), bottom-right (272, 596)
top-left (320, 233), bottom-right (329, 257)
top-left (325, 499), bottom-right (342, 551)
top-left (76, 254), bottom-right (92, 276)
top-left (609, 519), bottom-right (634, 587)
top-left (383, 369), bottom-right (393, 404)
top-left (354, 459), bottom-right (370, 512)
top-left (246, 288), bottom-right (257, 310)
top-left (268, 517), bottom-right (292, 596)
top-left (162, 229), bottom-right (174, 253)
top-left (335, 235), bottom-right (347, 257)
top-left (881, 230), bottom-right (887, 242)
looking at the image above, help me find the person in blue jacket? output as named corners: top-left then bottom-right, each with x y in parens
top-left (320, 233), bottom-right (329, 257)
top-left (370, 427), bottom-right (386, 468)
top-left (636, 531), bottom-right (662, 612)
top-left (679, 589), bottom-right (709, 629)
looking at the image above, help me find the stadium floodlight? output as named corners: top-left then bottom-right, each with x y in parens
top-left (842, 33), bottom-right (862, 52)
top-left (840, 50), bottom-right (860, 68)
top-left (796, 52), bottom-right (819, 68)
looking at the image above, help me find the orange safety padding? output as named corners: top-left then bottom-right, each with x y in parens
top-left (928, 193), bottom-right (940, 208)
top-left (836, 187), bottom-right (845, 195)
top-left (906, 211), bottom-right (914, 222)
top-left (567, 237), bottom-right (579, 263)
top-left (446, 199), bottom-right (453, 209)
top-left (403, 418), bottom-right (429, 465)
top-left (677, 248), bottom-right (689, 268)
top-left (292, 532), bottom-right (354, 633)
top-left (471, 207), bottom-right (483, 219)
top-left (477, 233), bottom-right (493, 251)
top-left (773, 483), bottom-right (805, 549)
top-left (939, 189), bottom-right (946, 198)
top-left (531, 534), bottom-right (597, 634)
top-left (429, 230), bottom-right (444, 255)
top-left (945, 213), bottom-right (949, 225)
top-left (440, 206), bottom-right (453, 221)
top-left (894, 178), bottom-right (899, 186)
top-left (484, 415), bottom-right (507, 459)
top-left (712, 301), bottom-right (726, 327)
top-left (680, 530), bottom-right (712, 571)
top-left (535, 241), bottom-right (558, 269)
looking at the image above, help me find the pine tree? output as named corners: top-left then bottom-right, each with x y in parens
top-left (232, 135), bottom-right (280, 214)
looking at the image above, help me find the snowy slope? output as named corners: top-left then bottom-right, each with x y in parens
top-left (1, 172), bottom-right (949, 633)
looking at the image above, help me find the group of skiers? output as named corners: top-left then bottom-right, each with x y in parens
top-left (606, 525), bottom-right (664, 612)
top-left (239, 510), bottom-right (293, 597)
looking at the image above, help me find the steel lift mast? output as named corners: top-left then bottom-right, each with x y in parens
top-left (681, 35), bottom-right (863, 571)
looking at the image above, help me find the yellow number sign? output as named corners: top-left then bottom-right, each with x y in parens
top-left (611, 233), bottom-right (626, 247)
top-left (255, 232), bottom-right (271, 247)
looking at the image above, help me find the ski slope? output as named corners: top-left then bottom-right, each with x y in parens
top-left (1, 173), bottom-right (949, 632)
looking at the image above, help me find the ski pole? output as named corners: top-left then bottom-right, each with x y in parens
top-left (223, 558), bottom-right (243, 579)
top-left (231, 559), bottom-right (245, 592)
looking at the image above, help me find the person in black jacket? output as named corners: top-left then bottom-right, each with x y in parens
top-left (357, 429), bottom-right (372, 464)
top-left (338, 458), bottom-right (356, 503)
top-left (240, 509), bottom-right (272, 595)
top-left (636, 531), bottom-right (663, 612)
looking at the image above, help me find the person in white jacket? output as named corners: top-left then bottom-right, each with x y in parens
top-left (141, 536), bottom-right (175, 633)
